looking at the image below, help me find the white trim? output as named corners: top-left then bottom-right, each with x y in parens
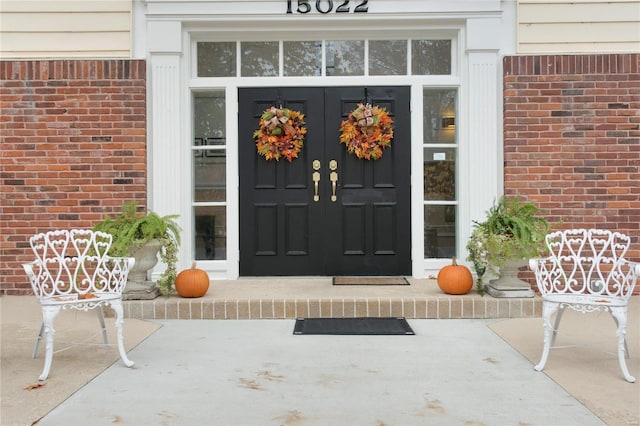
top-left (144, 4), bottom-right (513, 279)
top-left (410, 84), bottom-right (425, 277)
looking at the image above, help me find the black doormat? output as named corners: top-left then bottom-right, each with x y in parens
top-left (293, 317), bottom-right (415, 335)
top-left (333, 277), bottom-right (410, 286)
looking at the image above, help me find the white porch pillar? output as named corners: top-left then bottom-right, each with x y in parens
top-left (147, 21), bottom-right (183, 277)
top-left (465, 18), bottom-right (502, 228)
top-left (147, 21), bottom-right (182, 217)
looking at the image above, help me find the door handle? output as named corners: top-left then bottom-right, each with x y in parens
top-left (313, 172), bottom-right (320, 202)
top-left (330, 172), bottom-right (338, 202)
top-left (329, 160), bottom-right (338, 202)
top-left (312, 160), bottom-right (321, 202)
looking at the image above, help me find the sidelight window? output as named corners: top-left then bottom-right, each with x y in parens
top-left (193, 92), bottom-right (227, 260)
top-left (423, 88), bottom-right (457, 258)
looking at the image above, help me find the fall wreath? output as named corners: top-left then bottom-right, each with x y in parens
top-left (253, 106), bottom-right (306, 162)
top-left (339, 103), bottom-right (394, 160)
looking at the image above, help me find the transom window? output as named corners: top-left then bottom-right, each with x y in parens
top-left (197, 39), bottom-right (451, 77)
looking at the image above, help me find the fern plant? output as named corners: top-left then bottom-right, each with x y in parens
top-left (466, 196), bottom-right (549, 289)
top-left (93, 201), bottom-right (181, 295)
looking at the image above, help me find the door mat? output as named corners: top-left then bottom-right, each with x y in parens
top-left (293, 317), bottom-right (415, 335)
top-left (333, 277), bottom-right (410, 286)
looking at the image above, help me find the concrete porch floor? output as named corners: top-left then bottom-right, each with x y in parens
top-left (121, 277), bottom-right (542, 320)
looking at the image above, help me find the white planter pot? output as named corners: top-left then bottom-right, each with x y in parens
top-left (485, 258), bottom-right (534, 298)
top-left (127, 240), bottom-right (162, 283)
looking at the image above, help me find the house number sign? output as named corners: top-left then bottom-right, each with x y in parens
top-left (286, 0), bottom-right (369, 14)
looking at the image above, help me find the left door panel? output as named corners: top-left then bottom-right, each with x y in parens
top-left (238, 88), bottom-right (325, 275)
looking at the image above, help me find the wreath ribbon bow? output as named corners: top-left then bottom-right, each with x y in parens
top-left (265, 107), bottom-right (291, 130)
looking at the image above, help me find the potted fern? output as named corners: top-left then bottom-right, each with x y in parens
top-left (466, 196), bottom-right (549, 297)
top-left (93, 201), bottom-right (181, 296)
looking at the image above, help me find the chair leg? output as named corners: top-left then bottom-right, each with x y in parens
top-left (96, 308), bottom-right (108, 345)
top-left (610, 306), bottom-right (635, 383)
top-left (110, 299), bottom-right (134, 368)
top-left (39, 305), bottom-right (61, 381)
top-left (535, 301), bottom-right (560, 372)
top-left (33, 322), bottom-right (44, 359)
top-left (550, 306), bottom-right (565, 348)
top-left (610, 311), bottom-right (630, 359)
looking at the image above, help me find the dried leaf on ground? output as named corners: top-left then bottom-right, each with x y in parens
top-left (24, 382), bottom-right (46, 390)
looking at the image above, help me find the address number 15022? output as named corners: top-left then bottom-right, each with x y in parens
top-left (286, 0), bottom-right (369, 14)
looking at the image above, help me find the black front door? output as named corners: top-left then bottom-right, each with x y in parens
top-left (239, 87), bottom-right (411, 276)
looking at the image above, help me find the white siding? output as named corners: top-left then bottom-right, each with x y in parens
top-left (0, 0), bottom-right (132, 58)
top-left (518, 0), bottom-right (640, 53)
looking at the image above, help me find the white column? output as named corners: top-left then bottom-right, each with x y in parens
top-left (147, 21), bottom-right (183, 277)
top-left (149, 55), bottom-right (181, 213)
top-left (465, 18), bottom-right (502, 235)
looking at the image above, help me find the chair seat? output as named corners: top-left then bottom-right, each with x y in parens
top-left (39, 292), bottom-right (121, 307)
top-left (542, 294), bottom-right (627, 308)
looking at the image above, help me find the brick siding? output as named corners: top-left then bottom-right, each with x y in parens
top-left (503, 54), bottom-right (640, 277)
top-left (0, 60), bottom-right (147, 295)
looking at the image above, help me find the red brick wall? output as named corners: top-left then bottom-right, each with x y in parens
top-left (503, 54), bottom-right (640, 268)
top-left (0, 60), bottom-right (147, 295)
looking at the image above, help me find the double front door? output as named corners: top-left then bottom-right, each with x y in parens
top-left (239, 87), bottom-right (411, 276)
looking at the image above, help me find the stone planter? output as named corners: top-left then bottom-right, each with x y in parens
top-left (124, 239), bottom-right (163, 300)
top-left (485, 259), bottom-right (534, 298)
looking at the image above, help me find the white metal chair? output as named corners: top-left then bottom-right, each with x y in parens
top-left (22, 229), bottom-right (135, 380)
top-left (529, 229), bottom-right (639, 382)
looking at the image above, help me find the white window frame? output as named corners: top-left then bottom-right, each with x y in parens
top-left (183, 29), bottom-right (463, 280)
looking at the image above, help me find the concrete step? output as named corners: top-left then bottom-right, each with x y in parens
top-left (121, 278), bottom-right (542, 320)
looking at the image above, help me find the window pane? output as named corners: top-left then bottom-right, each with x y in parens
top-left (424, 148), bottom-right (456, 201)
top-left (369, 40), bottom-right (407, 75)
top-left (326, 40), bottom-right (364, 76)
top-left (195, 206), bottom-right (227, 260)
top-left (284, 41), bottom-right (321, 76)
top-left (423, 89), bottom-right (456, 144)
top-left (194, 149), bottom-right (226, 202)
top-left (194, 93), bottom-right (226, 203)
top-left (412, 40), bottom-right (451, 75)
top-left (194, 93), bottom-right (225, 142)
top-left (241, 41), bottom-right (278, 77)
top-left (198, 42), bottom-right (236, 77)
top-left (424, 205), bottom-right (456, 258)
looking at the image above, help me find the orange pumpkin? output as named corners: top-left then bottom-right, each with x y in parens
top-left (175, 262), bottom-right (210, 298)
top-left (437, 257), bottom-right (473, 295)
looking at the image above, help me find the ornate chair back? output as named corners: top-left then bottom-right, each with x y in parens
top-left (534, 229), bottom-right (636, 301)
top-left (24, 229), bottom-right (130, 303)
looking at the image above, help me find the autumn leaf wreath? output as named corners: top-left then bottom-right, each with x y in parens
top-left (339, 103), bottom-right (394, 160)
top-left (252, 103), bottom-right (393, 162)
top-left (253, 106), bottom-right (307, 162)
